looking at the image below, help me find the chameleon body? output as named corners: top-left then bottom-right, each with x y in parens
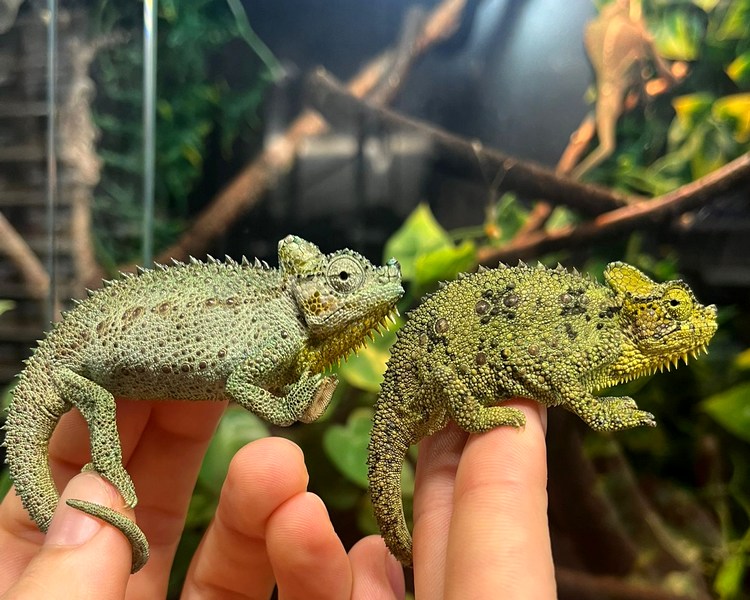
top-left (367, 262), bottom-right (717, 566)
top-left (4, 235), bottom-right (403, 573)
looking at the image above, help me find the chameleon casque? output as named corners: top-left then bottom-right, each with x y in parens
top-left (368, 261), bottom-right (717, 566)
top-left (4, 235), bottom-right (403, 573)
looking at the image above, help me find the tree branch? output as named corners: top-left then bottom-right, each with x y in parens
top-left (305, 68), bottom-right (633, 216)
top-left (148, 0), bottom-right (471, 268)
top-left (0, 211), bottom-right (49, 299)
top-left (478, 151), bottom-right (750, 264)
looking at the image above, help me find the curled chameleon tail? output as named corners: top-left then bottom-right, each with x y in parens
top-left (367, 400), bottom-right (415, 566)
top-left (66, 499), bottom-right (149, 572)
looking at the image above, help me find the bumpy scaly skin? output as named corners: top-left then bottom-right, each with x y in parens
top-left (368, 261), bottom-right (717, 566)
top-left (4, 235), bottom-right (403, 573)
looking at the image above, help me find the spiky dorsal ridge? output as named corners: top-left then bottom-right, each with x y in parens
top-left (74, 254), bottom-right (275, 308)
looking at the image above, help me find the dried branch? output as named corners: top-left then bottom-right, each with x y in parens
top-left (150, 0), bottom-right (470, 267)
top-left (478, 151), bottom-right (750, 264)
top-left (0, 211), bottom-right (49, 299)
top-left (305, 69), bottom-right (633, 216)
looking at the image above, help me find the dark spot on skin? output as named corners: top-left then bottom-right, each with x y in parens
top-left (475, 299), bottom-right (491, 315)
top-left (503, 293), bottom-right (520, 308)
top-left (419, 333), bottom-right (429, 345)
top-left (199, 361), bottom-right (208, 370)
top-left (565, 322), bottom-right (578, 340)
top-left (226, 297), bottom-right (236, 306)
top-left (157, 302), bottom-right (171, 314)
top-left (181, 364), bottom-right (191, 372)
top-left (162, 365), bottom-right (171, 374)
top-left (528, 345), bottom-right (539, 356)
top-left (480, 316), bottom-right (491, 325)
top-left (501, 348), bottom-right (511, 359)
top-left (434, 318), bottom-right (450, 334)
top-left (596, 323), bottom-right (604, 330)
top-left (475, 352), bottom-right (487, 365)
top-left (217, 349), bottom-right (227, 358)
top-left (205, 298), bottom-right (217, 308)
top-left (281, 331), bottom-right (288, 339)
top-left (482, 289), bottom-right (493, 298)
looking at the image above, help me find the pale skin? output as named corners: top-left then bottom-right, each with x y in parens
top-left (0, 399), bottom-right (555, 599)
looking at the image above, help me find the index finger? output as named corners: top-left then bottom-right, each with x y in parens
top-left (444, 400), bottom-right (556, 598)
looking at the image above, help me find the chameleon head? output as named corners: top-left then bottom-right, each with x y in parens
top-left (279, 235), bottom-right (404, 367)
top-left (603, 262), bottom-right (718, 383)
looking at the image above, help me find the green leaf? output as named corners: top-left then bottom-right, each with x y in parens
top-left (713, 94), bottom-right (750, 143)
top-left (652, 8), bottom-right (705, 61)
top-left (702, 382), bottom-right (750, 443)
top-left (322, 408), bottom-right (374, 488)
top-left (726, 51), bottom-right (750, 88)
top-left (672, 93), bottom-right (715, 132)
top-left (0, 469), bottom-right (11, 501)
top-left (714, 552), bottom-right (747, 599)
top-left (735, 348), bottom-right (750, 370)
top-left (384, 203), bottom-right (454, 281)
top-left (714, 0), bottom-right (750, 41)
top-left (414, 240), bottom-right (476, 288)
top-left (0, 300), bottom-right (14, 317)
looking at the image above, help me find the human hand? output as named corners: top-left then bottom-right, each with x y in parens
top-left (411, 399), bottom-right (556, 598)
top-left (0, 401), bottom-right (404, 599)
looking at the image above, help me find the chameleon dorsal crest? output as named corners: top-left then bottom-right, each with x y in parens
top-left (603, 261), bottom-right (659, 297)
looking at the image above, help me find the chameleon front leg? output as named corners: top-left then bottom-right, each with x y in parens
top-left (226, 349), bottom-right (338, 427)
top-left (52, 367), bottom-right (148, 573)
top-left (563, 384), bottom-right (656, 431)
top-left (432, 364), bottom-right (527, 432)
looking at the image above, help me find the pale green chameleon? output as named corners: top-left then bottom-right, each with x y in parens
top-left (368, 261), bottom-right (717, 566)
top-left (4, 235), bottom-right (403, 573)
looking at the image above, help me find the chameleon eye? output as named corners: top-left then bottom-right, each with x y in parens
top-left (327, 255), bottom-right (364, 293)
top-left (663, 286), bottom-right (692, 320)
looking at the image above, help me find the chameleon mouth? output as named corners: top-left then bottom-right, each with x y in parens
top-left (615, 343), bottom-right (710, 384)
top-left (326, 304), bottom-right (401, 371)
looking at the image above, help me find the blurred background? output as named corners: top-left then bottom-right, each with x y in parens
top-left (1, 0), bottom-right (749, 597)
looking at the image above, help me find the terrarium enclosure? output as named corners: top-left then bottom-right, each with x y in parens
top-left (1, 0), bottom-right (749, 598)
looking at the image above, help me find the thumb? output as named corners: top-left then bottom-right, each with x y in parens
top-left (3, 472), bottom-right (132, 600)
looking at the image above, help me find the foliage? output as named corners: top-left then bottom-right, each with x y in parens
top-left (89, 0), bottom-right (276, 266)
top-left (583, 0), bottom-right (750, 196)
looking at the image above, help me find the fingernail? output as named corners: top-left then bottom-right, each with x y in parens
top-left (45, 473), bottom-right (112, 547)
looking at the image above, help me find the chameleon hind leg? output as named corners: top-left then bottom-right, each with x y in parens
top-left (432, 364), bottom-right (527, 432)
top-left (52, 368), bottom-right (148, 572)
